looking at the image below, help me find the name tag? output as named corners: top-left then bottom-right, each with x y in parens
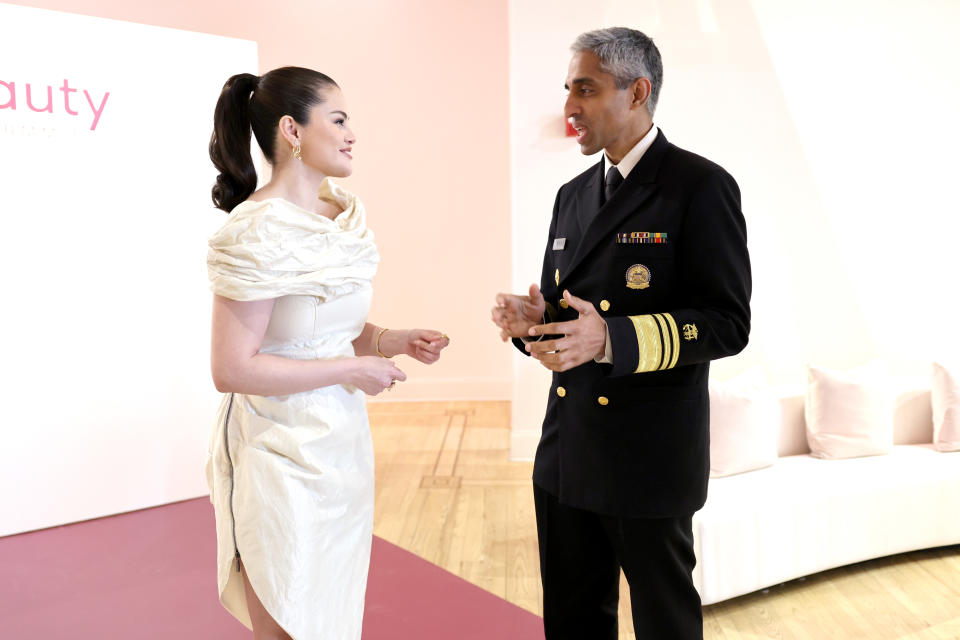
top-left (553, 238), bottom-right (566, 250)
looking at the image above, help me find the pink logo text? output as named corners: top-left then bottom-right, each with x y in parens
top-left (0, 78), bottom-right (110, 131)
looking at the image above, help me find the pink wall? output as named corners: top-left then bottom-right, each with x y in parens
top-left (11, 0), bottom-right (513, 399)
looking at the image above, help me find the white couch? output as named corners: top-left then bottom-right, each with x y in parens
top-left (692, 386), bottom-right (960, 605)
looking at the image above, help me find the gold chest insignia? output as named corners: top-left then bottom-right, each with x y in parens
top-left (625, 264), bottom-right (651, 290)
top-left (682, 323), bottom-right (699, 341)
top-left (555, 268), bottom-right (560, 286)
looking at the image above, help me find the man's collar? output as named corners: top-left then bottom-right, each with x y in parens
top-left (603, 125), bottom-right (659, 180)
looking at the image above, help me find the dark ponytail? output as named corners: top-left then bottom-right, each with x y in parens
top-left (209, 73), bottom-right (259, 212)
top-left (209, 67), bottom-right (339, 213)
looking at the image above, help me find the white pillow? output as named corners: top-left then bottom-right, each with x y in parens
top-left (709, 368), bottom-right (779, 477)
top-left (932, 362), bottom-right (960, 452)
top-left (805, 363), bottom-right (894, 459)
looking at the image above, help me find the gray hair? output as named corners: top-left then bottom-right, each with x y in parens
top-left (572, 27), bottom-right (663, 116)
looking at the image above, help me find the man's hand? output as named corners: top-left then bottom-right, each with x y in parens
top-left (492, 284), bottom-right (546, 341)
top-left (525, 290), bottom-right (606, 371)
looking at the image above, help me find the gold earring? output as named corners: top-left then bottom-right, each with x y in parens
top-left (293, 144), bottom-right (302, 161)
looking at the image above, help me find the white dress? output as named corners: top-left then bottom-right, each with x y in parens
top-left (205, 179), bottom-right (380, 639)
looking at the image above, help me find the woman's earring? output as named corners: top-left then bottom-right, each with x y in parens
top-left (293, 144), bottom-right (302, 161)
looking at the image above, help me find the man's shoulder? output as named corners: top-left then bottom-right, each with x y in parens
top-left (661, 141), bottom-right (734, 185)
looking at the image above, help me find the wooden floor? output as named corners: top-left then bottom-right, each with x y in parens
top-left (369, 401), bottom-right (960, 640)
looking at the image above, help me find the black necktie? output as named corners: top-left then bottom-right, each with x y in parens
top-left (604, 166), bottom-right (623, 204)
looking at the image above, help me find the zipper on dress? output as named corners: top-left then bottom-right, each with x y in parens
top-left (222, 392), bottom-right (241, 573)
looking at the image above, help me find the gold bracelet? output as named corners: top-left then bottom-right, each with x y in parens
top-left (376, 327), bottom-right (393, 358)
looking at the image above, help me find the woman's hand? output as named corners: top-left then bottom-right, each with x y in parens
top-left (350, 356), bottom-right (407, 396)
top-left (357, 325), bottom-right (450, 363)
top-left (400, 329), bottom-right (450, 364)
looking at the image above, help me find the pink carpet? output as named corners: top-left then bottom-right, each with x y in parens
top-left (0, 498), bottom-right (543, 639)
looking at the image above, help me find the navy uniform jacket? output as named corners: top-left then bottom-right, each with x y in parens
top-left (520, 131), bottom-right (751, 518)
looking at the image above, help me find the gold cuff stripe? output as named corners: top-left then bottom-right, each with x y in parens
top-left (662, 312), bottom-right (680, 369)
top-left (629, 315), bottom-right (663, 373)
top-left (629, 313), bottom-right (681, 373)
top-left (652, 314), bottom-right (671, 370)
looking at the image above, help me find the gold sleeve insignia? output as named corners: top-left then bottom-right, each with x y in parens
top-left (628, 312), bottom-right (680, 373)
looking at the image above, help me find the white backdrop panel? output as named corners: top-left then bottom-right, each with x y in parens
top-left (0, 3), bottom-right (257, 536)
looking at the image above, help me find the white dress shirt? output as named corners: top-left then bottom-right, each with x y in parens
top-left (603, 124), bottom-right (659, 186)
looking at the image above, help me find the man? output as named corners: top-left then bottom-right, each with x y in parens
top-left (492, 28), bottom-right (751, 639)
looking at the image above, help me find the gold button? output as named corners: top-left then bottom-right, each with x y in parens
top-left (554, 269), bottom-right (560, 285)
top-left (600, 300), bottom-right (610, 312)
top-left (559, 299), bottom-right (569, 309)
top-left (557, 386), bottom-right (566, 398)
top-left (597, 396), bottom-right (609, 406)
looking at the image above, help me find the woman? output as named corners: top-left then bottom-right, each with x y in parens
top-left (205, 67), bottom-right (449, 640)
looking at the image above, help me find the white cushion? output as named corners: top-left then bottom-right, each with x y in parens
top-left (695, 444), bottom-right (960, 604)
top-left (805, 363), bottom-right (894, 459)
top-left (932, 362), bottom-right (960, 452)
top-left (709, 369), bottom-right (779, 477)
